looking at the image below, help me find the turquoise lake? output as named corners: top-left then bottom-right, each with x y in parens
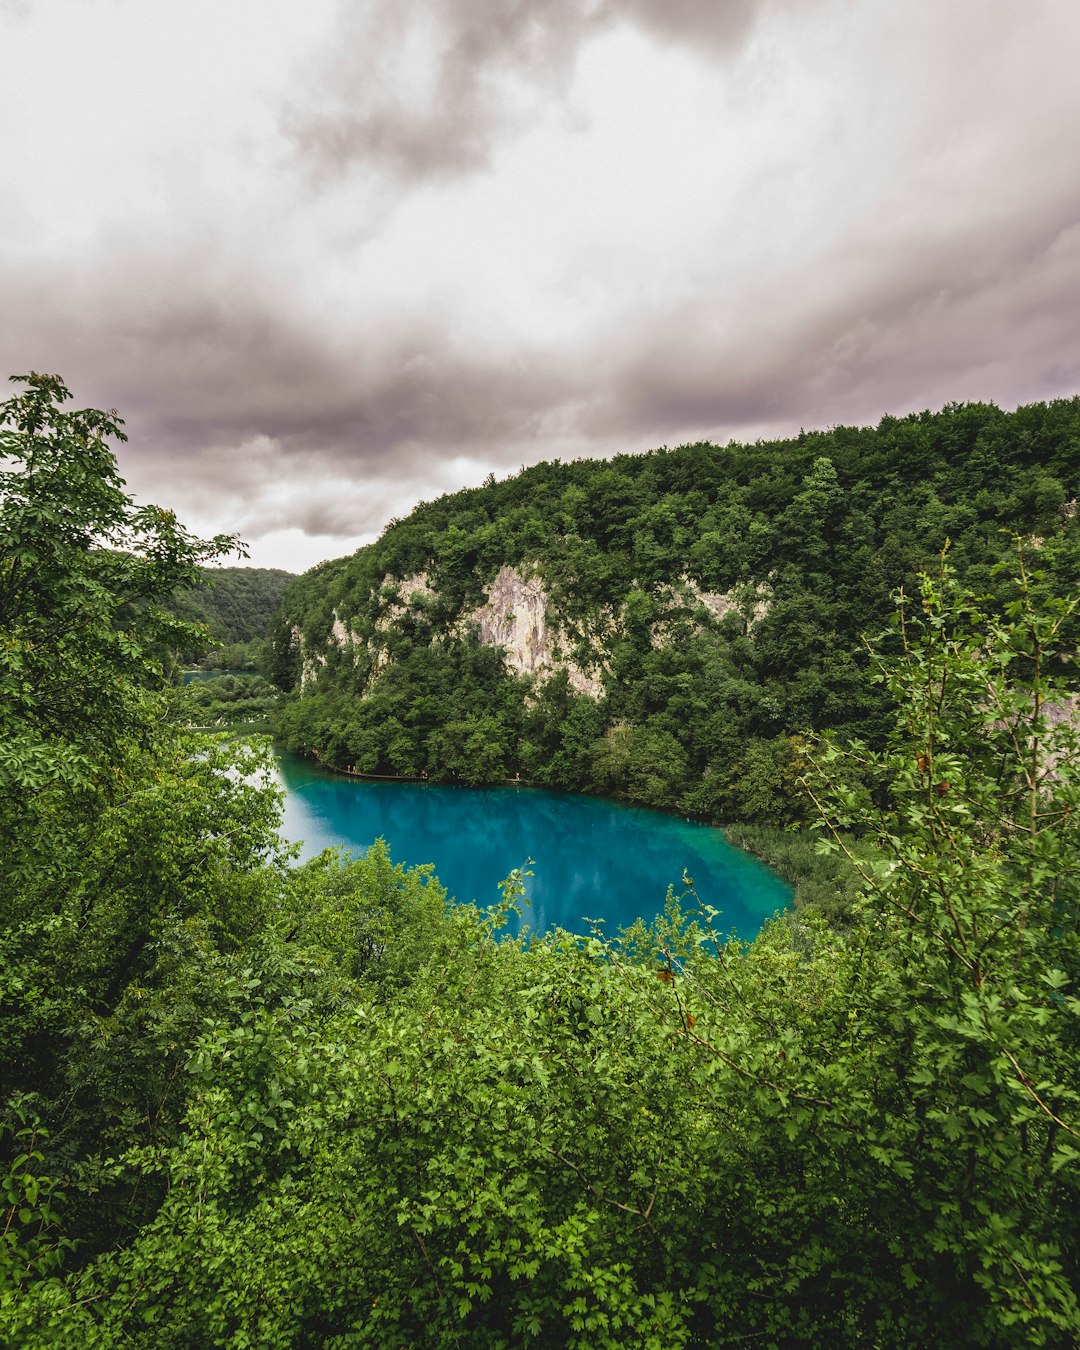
top-left (274, 750), bottom-right (792, 939)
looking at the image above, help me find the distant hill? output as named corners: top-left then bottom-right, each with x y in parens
top-left (272, 398), bottom-right (1080, 824)
top-left (172, 566), bottom-right (295, 660)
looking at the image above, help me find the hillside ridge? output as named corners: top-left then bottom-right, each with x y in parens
top-left (272, 397), bottom-right (1080, 823)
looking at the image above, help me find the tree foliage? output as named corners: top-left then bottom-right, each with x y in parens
top-left (180, 673), bottom-right (280, 727)
top-left (170, 567), bottom-right (295, 664)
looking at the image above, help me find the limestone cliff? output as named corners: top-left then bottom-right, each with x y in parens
top-left (290, 563), bottom-right (772, 700)
top-left (458, 565), bottom-right (604, 697)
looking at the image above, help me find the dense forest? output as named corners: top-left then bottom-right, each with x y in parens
top-left (164, 563), bottom-right (294, 702)
top-left (172, 566), bottom-right (294, 656)
top-left (273, 399), bottom-right (1080, 829)
top-left (166, 562), bottom-right (293, 725)
top-left (3, 374), bottom-right (1080, 1346)
top-left (180, 671), bottom-right (281, 728)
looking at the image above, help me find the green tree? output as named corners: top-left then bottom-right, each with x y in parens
top-left (6, 557), bottom-right (1080, 1347)
top-left (0, 375), bottom-right (286, 1283)
top-left (0, 373), bottom-right (240, 804)
top-left (798, 553), bottom-right (1080, 1341)
top-left (589, 719), bottom-right (635, 793)
top-left (626, 723), bottom-right (688, 807)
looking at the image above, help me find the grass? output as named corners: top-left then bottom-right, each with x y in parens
top-left (723, 823), bottom-right (874, 924)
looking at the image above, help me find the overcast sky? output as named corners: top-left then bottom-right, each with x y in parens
top-left (3, 1), bottom-right (1079, 571)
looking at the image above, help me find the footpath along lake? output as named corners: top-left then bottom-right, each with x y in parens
top-left (274, 750), bottom-right (792, 939)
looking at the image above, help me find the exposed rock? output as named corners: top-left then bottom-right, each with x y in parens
top-left (464, 566), bottom-right (548, 675)
top-left (294, 623), bottom-right (325, 690)
top-left (645, 576), bottom-right (771, 648)
top-left (1045, 693), bottom-right (1080, 727)
top-left (386, 570), bottom-right (436, 607)
top-left (987, 690), bottom-right (1079, 782)
top-left (461, 565), bottom-right (605, 697)
top-left (682, 578), bottom-right (771, 627)
top-left (330, 612), bottom-right (362, 648)
top-left (319, 579), bottom-right (433, 686)
top-left (373, 571), bottom-right (435, 633)
top-left (295, 564), bottom-right (773, 698)
top-left (1043, 692), bottom-right (1080, 780)
top-left (360, 572), bottom-right (435, 683)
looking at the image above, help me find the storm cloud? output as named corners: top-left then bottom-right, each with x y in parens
top-left (284, 0), bottom-right (796, 187)
top-left (1, 0), bottom-right (1078, 569)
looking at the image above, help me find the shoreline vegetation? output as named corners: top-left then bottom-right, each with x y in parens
top-left (722, 821), bottom-right (869, 922)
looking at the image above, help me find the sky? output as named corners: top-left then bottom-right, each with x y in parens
top-left (2, 0), bottom-right (1079, 572)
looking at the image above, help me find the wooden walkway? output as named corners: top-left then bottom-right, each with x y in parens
top-left (327, 761), bottom-right (535, 787)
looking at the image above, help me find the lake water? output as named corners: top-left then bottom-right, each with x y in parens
top-left (274, 750), bottom-right (792, 940)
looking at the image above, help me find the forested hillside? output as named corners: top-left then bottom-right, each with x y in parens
top-left (169, 565), bottom-right (294, 670)
top-left (5, 375), bottom-right (1080, 1346)
top-left (274, 398), bottom-right (1080, 823)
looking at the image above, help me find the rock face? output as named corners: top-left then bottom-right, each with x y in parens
top-left (299, 564), bottom-right (767, 701)
top-left (330, 613), bottom-right (362, 650)
top-left (461, 565), bottom-right (604, 698)
top-left (294, 613), bottom-right (363, 688)
top-left (1044, 693), bottom-right (1080, 779)
top-left (463, 567), bottom-right (549, 677)
top-left (680, 578), bottom-right (771, 627)
top-left (368, 572), bottom-right (437, 680)
top-left (380, 572), bottom-right (436, 618)
top-left (294, 623), bottom-right (323, 690)
top-left (987, 692), bottom-right (1079, 782)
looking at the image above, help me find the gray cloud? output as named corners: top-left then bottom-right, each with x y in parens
top-left (284, 0), bottom-right (601, 186)
top-left (5, 171), bottom-right (1080, 554)
top-left (590, 190), bottom-right (1080, 444)
top-left (614, 0), bottom-right (765, 53)
top-left (284, 0), bottom-right (793, 187)
top-left (0, 242), bottom-right (588, 500)
top-left (3, 0), bottom-right (1079, 572)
